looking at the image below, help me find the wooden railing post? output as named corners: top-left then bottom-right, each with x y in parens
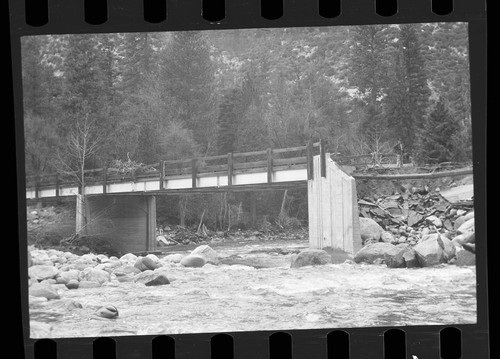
top-left (227, 153), bottom-right (234, 186)
top-left (34, 174), bottom-right (40, 199)
top-left (320, 139), bottom-right (326, 178)
top-left (191, 158), bottom-right (198, 188)
top-left (55, 173), bottom-right (60, 197)
top-left (159, 160), bottom-right (165, 190)
top-left (102, 166), bottom-right (107, 194)
top-left (267, 148), bottom-right (273, 183)
top-left (306, 141), bottom-right (314, 180)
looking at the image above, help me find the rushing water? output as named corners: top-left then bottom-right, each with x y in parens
top-left (29, 241), bottom-right (476, 338)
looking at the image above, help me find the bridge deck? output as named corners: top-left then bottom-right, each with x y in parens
top-left (25, 143), bottom-right (322, 200)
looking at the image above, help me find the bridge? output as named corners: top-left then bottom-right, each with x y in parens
top-left (25, 141), bottom-right (364, 255)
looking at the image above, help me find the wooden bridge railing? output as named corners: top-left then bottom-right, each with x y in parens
top-left (25, 140), bottom-right (469, 199)
top-left (26, 142), bottom-right (325, 196)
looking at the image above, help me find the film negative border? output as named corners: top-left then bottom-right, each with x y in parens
top-left (8, 0), bottom-right (488, 358)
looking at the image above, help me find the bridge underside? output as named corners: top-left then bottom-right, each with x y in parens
top-left (80, 195), bottom-right (157, 254)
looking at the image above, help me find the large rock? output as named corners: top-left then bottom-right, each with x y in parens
top-left (161, 253), bottom-right (184, 264)
top-left (384, 244), bottom-right (412, 268)
top-left (120, 253), bottom-right (138, 265)
top-left (439, 235), bottom-right (456, 261)
top-left (380, 231), bottom-right (395, 243)
top-left (134, 256), bottom-right (158, 271)
top-left (457, 218), bottom-right (475, 235)
top-left (29, 265), bottom-right (59, 281)
top-left (290, 249), bottom-right (331, 268)
top-left (455, 249), bottom-right (476, 266)
top-left (78, 268), bottom-right (110, 284)
top-left (134, 270), bottom-right (170, 286)
top-left (180, 255), bottom-right (206, 268)
top-left (113, 265), bottom-right (141, 277)
top-left (56, 269), bottom-right (80, 285)
top-left (425, 215), bottom-right (442, 227)
top-left (359, 217), bottom-right (384, 242)
top-left (66, 279), bottom-right (79, 289)
top-left (29, 283), bottom-right (60, 300)
top-left (353, 242), bottom-right (395, 264)
top-left (402, 248), bottom-right (419, 268)
top-left (452, 232), bottom-right (475, 246)
top-left (414, 235), bottom-right (455, 267)
top-left (463, 211), bottom-right (474, 221)
top-left (190, 245), bottom-right (219, 264)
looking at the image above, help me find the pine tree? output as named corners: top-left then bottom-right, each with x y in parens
top-left (160, 31), bottom-right (217, 150)
top-left (217, 88), bottom-right (242, 155)
top-left (415, 97), bottom-right (462, 164)
top-left (385, 24), bottom-right (431, 156)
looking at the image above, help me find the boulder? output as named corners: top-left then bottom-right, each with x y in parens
top-left (180, 255), bottom-right (206, 268)
top-left (28, 265), bottom-right (59, 281)
top-left (290, 249), bottom-right (331, 268)
top-left (56, 270), bottom-right (80, 285)
top-left (120, 253), bottom-right (138, 265)
top-left (161, 253), bottom-right (184, 264)
top-left (453, 216), bottom-right (467, 230)
top-left (96, 305), bottom-right (119, 319)
top-left (452, 232), bottom-right (475, 247)
top-left (462, 243), bottom-right (475, 253)
top-left (353, 242), bottom-right (395, 264)
top-left (414, 235), bottom-right (454, 267)
top-left (78, 280), bottom-right (101, 288)
top-left (384, 244), bottom-right (412, 268)
top-left (66, 279), bottom-right (79, 289)
top-left (420, 233), bottom-right (440, 243)
top-left (438, 235), bottom-right (456, 261)
top-left (457, 218), bottom-right (475, 235)
top-left (359, 217), bottom-right (384, 242)
top-left (79, 268), bottom-right (110, 284)
top-left (455, 249), bottom-right (476, 266)
top-left (380, 231), bottom-right (395, 243)
top-left (40, 279), bottom-right (57, 285)
top-left (463, 211), bottom-right (475, 221)
top-left (425, 215), bottom-right (442, 227)
top-left (29, 283), bottom-right (60, 300)
top-left (402, 248), bottom-right (419, 268)
top-left (190, 245), bottom-right (219, 265)
top-left (134, 256), bottom-right (158, 271)
top-left (113, 265), bottom-right (141, 276)
top-left (134, 271), bottom-right (170, 286)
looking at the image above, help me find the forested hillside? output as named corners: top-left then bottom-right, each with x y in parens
top-left (22, 23), bottom-right (471, 178)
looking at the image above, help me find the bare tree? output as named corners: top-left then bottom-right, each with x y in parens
top-left (57, 113), bottom-right (103, 234)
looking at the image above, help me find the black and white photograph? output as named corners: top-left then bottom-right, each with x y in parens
top-left (22, 23), bottom-right (477, 339)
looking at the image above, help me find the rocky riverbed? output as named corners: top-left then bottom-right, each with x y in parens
top-left (28, 239), bottom-right (476, 339)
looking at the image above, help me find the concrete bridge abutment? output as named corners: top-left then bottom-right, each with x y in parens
top-left (76, 194), bottom-right (157, 254)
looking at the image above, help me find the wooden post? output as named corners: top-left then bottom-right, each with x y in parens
top-left (159, 160), bottom-right (165, 190)
top-left (320, 139), bottom-right (326, 178)
top-left (55, 173), bottom-right (60, 197)
top-left (267, 148), bottom-right (273, 183)
top-left (227, 153), bottom-right (233, 186)
top-left (34, 174), bottom-right (40, 199)
top-left (306, 141), bottom-right (314, 180)
top-left (102, 166), bottom-right (107, 194)
top-left (191, 158), bottom-right (198, 188)
top-left (147, 196), bottom-right (157, 252)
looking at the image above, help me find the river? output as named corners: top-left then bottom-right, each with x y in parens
top-left (29, 240), bottom-right (476, 338)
